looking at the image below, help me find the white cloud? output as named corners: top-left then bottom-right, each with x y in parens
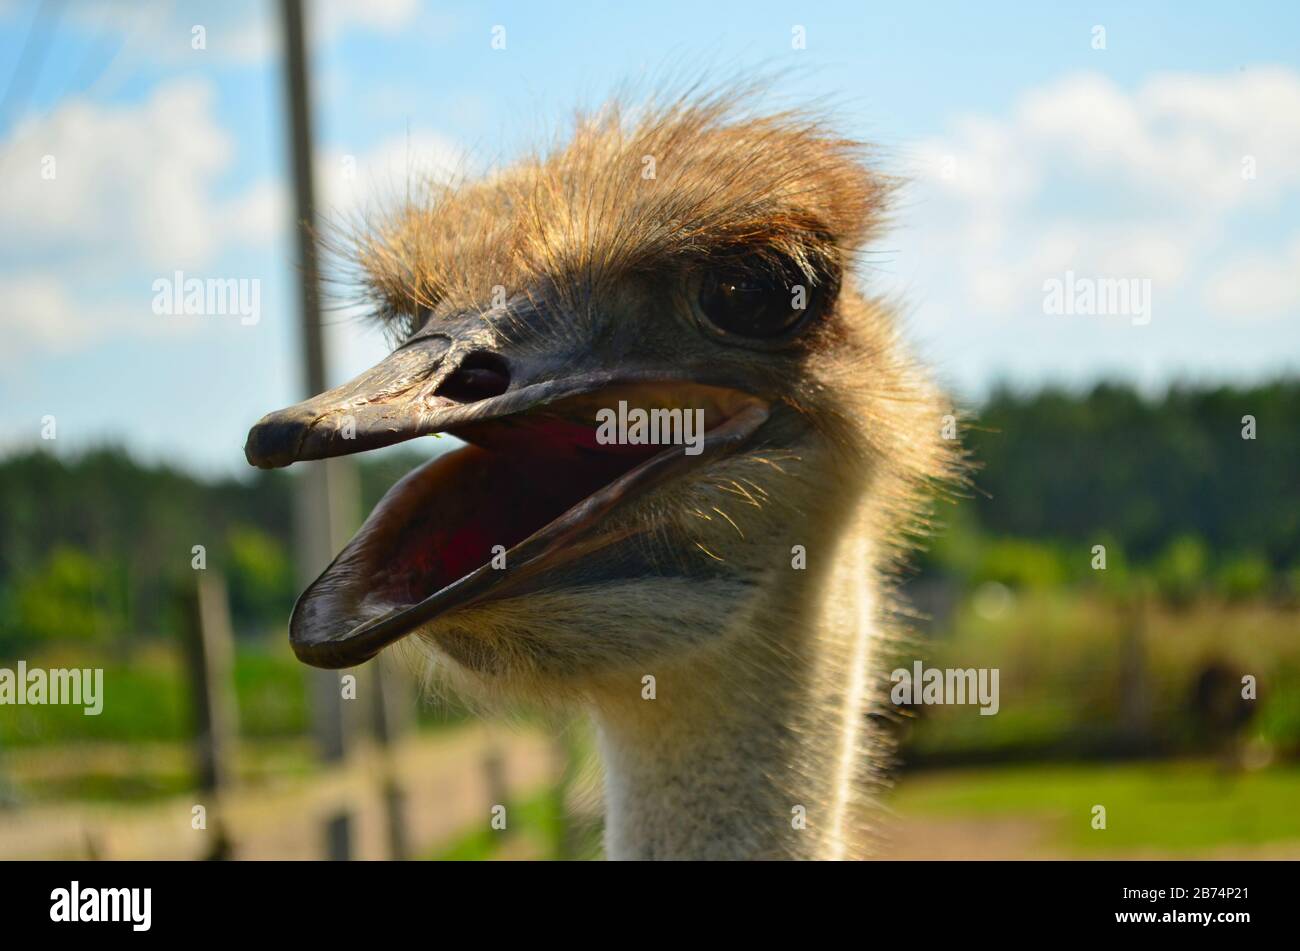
top-left (211, 130), bottom-right (466, 259)
top-left (897, 68), bottom-right (1300, 341)
top-left (315, 130), bottom-right (465, 219)
top-left (0, 67), bottom-right (466, 363)
top-left (1016, 69), bottom-right (1300, 207)
top-left (0, 276), bottom-right (96, 354)
top-left (61, 0), bottom-right (424, 68)
top-left (1203, 235), bottom-right (1300, 321)
top-left (0, 78), bottom-right (271, 271)
top-left (218, 178), bottom-right (289, 248)
top-left (316, 0), bottom-right (422, 37)
top-left (0, 269), bottom-right (249, 364)
top-left (0, 274), bottom-right (164, 361)
top-left (314, 132), bottom-right (468, 382)
top-left (0, 77), bottom-right (287, 359)
top-left (213, 0), bottom-right (426, 60)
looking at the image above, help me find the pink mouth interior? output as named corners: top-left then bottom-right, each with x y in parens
top-left (375, 417), bottom-right (663, 607)
top-left (355, 382), bottom-right (756, 611)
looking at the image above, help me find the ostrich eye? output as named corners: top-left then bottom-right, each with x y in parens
top-left (698, 264), bottom-right (815, 340)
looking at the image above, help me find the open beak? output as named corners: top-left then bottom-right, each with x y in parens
top-left (245, 312), bottom-right (770, 669)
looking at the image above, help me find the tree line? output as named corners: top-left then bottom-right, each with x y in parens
top-left (0, 379), bottom-right (1296, 654)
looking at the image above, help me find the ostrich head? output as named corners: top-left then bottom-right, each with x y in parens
top-left (246, 88), bottom-right (955, 858)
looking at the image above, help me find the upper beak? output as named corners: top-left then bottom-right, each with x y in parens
top-left (245, 314), bottom-right (619, 470)
top-left (244, 330), bottom-right (452, 469)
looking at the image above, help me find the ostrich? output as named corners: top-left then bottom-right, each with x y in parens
top-left (245, 88), bottom-right (957, 860)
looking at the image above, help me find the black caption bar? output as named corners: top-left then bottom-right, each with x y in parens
top-left (0, 859), bottom-right (1284, 939)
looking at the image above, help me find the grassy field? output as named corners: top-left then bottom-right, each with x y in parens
top-left (3, 594), bottom-right (1297, 858)
top-left (897, 594), bottom-right (1300, 763)
top-left (421, 758), bottom-right (1300, 860)
top-left (0, 641), bottom-right (307, 748)
top-left (885, 760), bottom-right (1300, 857)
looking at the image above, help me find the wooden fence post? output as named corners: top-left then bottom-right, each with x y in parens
top-left (482, 739), bottom-right (509, 849)
top-left (372, 653), bottom-right (413, 859)
top-left (181, 572), bottom-right (239, 858)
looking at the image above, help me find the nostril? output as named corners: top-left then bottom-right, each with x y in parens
top-left (436, 350), bottom-right (511, 403)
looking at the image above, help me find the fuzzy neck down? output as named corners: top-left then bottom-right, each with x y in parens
top-left (590, 504), bottom-right (889, 861)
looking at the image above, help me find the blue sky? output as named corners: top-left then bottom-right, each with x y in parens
top-left (2, 0), bottom-right (1298, 475)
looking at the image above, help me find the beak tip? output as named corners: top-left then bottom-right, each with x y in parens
top-left (244, 411), bottom-right (312, 469)
top-left (289, 593), bottom-right (382, 670)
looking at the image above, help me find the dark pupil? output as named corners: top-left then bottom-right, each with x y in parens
top-left (700, 270), bottom-right (804, 338)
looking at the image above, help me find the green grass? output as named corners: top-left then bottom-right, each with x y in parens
top-left (894, 760), bottom-right (1300, 852)
top-left (429, 792), bottom-right (561, 861)
top-left (0, 641), bottom-right (308, 747)
top-left (428, 789), bottom-right (603, 861)
top-left (3, 738), bottom-right (320, 804)
top-left (898, 595), bottom-right (1300, 762)
top-left (430, 760), bottom-right (1300, 859)
top-left (21, 768), bottom-right (195, 803)
top-left (0, 638), bottom-right (472, 750)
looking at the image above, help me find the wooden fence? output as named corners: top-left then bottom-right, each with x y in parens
top-left (0, 573), bottom-right (570, 860)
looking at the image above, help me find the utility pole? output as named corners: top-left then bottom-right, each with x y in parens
top-left (279, 0), bottom-right (361, 860)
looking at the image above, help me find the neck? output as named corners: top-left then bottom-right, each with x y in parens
top-left (590, 516), bottom-right (886, 860)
